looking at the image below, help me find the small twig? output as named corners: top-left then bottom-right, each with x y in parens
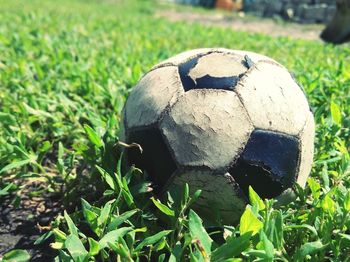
top-left (117, 141), bottom-right (143, 153)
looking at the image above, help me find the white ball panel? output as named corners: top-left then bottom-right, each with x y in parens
top-left (170, 171), bottom-right (246, 223)
top-left (235, 62), bottom-right (310, 135)
top-left (188, 52), bottom-right (247, 79)
top-left (125, 66), bottom-right (184, 129)
top-left (296, 112), bottom-right (315, 187)
top-left (160, 90), bottom-right (253, 169)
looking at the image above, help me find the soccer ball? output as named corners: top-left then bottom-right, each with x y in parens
top-left (120, 48), bottom-right (314, 223)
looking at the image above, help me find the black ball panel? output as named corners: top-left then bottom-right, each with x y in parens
top-left (229, 129), bottom-right (300, 199)
top-left (126, 128), bottom-right (177, 193)
top-left (178, 53), bottom-right (248, 92)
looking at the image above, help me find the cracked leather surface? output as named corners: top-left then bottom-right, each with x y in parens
top-left (125, 66), bottom-right (183, 129)
top-left (235, 62), bottom-right (310, 136)
top-left (160, 90), bottom-right (253, 169)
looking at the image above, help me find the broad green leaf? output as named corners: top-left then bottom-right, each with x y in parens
top-left (64, 235), bottom-right (88, 262)
top-left (249, 186), bottom-right (265, 211)
top-left (154, 237), bottom-right (167, 251)
top-left (57, 142), bottom-right (65, 175)
top-left (0, 183), bottom-right (14, 196)
top-left (321, 164), bottom-right (330, 190)
top-left (13, 145), bottom-right (30, 159)
top-left (58, 141), bottom-right (64, 159)
top-left (81, 198), bottom-right (92, 210)
top-left (99, 227), bottom-right (133, 249)
top-left (190, 250), bottom-right (204, 262)
top-left (84, 124), bottom-right (104, 148)
top-left (64, 211), bottom-right (79, 236)
top-left (108, 242), bottom-right (133, 261)
top-left (34, 231), bottom-right (53, 245)
top-left (321, 194), bottom-right (336, 214)
top-left (285, 224), bottom-right (318, 237)
top-left (0, 159), bottom-right (31, 174)
top-left (51, 242), bottom-right (63, 249)
top-left (211, 232), bottom-right (251, 261)
top-left (330, 101), bottom-right (342, 125)
top-left (294, 183), bottom-right (306, 203)
top-left (295, 241), bottom-right (325, 260)
top-left (169, 253), bottom-right (177, 262)
top-left (97, 200), bottom-right (113, 226)
top-left (158, 254), bottom-right (166, 262)
top-left (183, 183), bottom-right (189, 202)
top-left (338, 233), bottom-right (350, 242)
top-left (239, 206), bottom-right (263, 236)
top-left (58, 249), bottom-right (71, 260)
top-left (344, 192), bottom-right (350, 212)
top-left (113, 172), bottom-right (135, 207)
top-left (83, 209), bottom-right (98, 234)
top-left (272, 211), bottom-right (283, 249)
top-left (0, 112), bottom-right (16, 124)
top-left (117, 153), bottom-right (123, 178)
top-left (3, 249), bottom-right (30, 262)
top-left (188, 210), bottom-right (212, 258)
top-left (134, 230), bottom-right (172, 251)
top-left (88, 238), bottom-right (100, 256)
top-left (244, 249), bottom-right (268, 259)
top-left (151, 197), bottom-right (175, 217)
top-left (121, 187), bottom-right (135, 207)
top-left (38, 141), bottom-right (51, 152)
top-left (133, 227), bottom-right (147, 233)
top-left (189, 189), bottom-right (202, 205)
top-left (96, 165), bottom-right (116, 190)
top-left (107, 209), bottom-right (139, 232)
top-left (307, 177), bottom-right (320, 199)
top-left (53, 228), bottom-right (67, 241)
top-left (169, 242), bottom-right (183, 262)
top-left (22, 102), bottom-right (52, 118)
top-left (261, 232), bottom-right (274, 261)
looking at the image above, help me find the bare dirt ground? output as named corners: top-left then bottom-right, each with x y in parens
top-left (157, 9), bottom-right (325, 42)
top-left (0, 182), bottom-right (62, 261)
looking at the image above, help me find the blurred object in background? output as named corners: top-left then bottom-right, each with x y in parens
top-left (321, 0), bottom-right (350, 44)
top-left (215, 0), bottom-right (242, 11)
top-left (215, 0), bottom-right (233, 10)
top-left (170, 0), bottom-right (350, 44)
top-left (173, 0), bottom-right (216, 8)
top-left (243, 0), bottom-right (336, 24)
top-left (172, 0), bottom-right (337, 25)
top-left (172, 0), bottom-right (241, 9)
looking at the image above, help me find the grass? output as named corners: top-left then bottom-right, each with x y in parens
top-left (0, 0), bottom-right (349, 261)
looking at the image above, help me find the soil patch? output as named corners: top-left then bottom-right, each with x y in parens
top-left (0, 182), bottom-right (62, 261)
top-left (157, 10), bottom-right (325, 41)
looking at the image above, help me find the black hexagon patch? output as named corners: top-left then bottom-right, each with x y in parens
top-left (178, 53), bottom-right (249, 92)
top-left (229, 129), bottom-right (300, 199)
top-left (126, 128), bottom-right (177, 193)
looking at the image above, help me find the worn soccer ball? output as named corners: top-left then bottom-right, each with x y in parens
top-left (120, 48), bottom-right (314, 223)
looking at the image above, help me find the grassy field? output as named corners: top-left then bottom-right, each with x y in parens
top-left (0, 0), bottom-right (349, 261)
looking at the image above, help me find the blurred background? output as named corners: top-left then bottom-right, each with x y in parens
top-left (164, 0), bottom-right (349, 44)
top-left (172, 0), bottom-right (335, 24)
